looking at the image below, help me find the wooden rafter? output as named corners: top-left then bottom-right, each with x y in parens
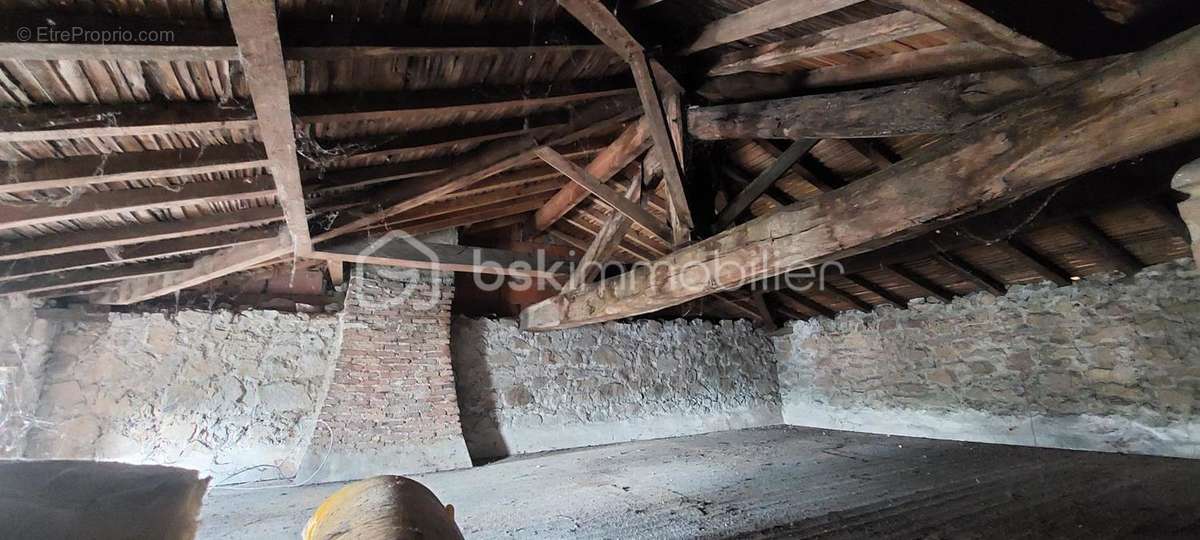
top-left (312, 238), bottom-right (575, 280)
top-left (878, 0), bottom-right (1067, 64)
top-left (843, 274), bottom-right (906, 309)
top-left (0, 176), bottom-right (278, 231)
top-left (680, 0), bottom-right (864, 55)
top-left (932, 252), bottom-right (1007, 296)
top-left (0, 261), bottom-right (192, 296)
top-left (887, 264), bottom-right (955, 303)
top-left (707, 11), bottom-right (946, 76)
top-left (556, 0), bottom-right (694, 241)
top-left (1070, 218), bottom-right (1144, 276)
top-left (565, 177), bottom-right (643, 292)
top-left (227, 0), bottom-right (310, 254)
top-left (535, 147), bottom-right (670, 241)
top-left (0, 228), bottom-right (279, 283)
top-left (0, 144), bottom-right (268, 194)
top-left (996, 239), bottom-right (1072, 286)
top-left (520, 27), bottom-right (1200, 330)
top-left (691, 59), bottom-right (1107, 141)
top-left (716, 139), bottom-right (816, 231)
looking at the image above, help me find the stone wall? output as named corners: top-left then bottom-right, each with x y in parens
top-left (23, 310), bottom-right (342, 484)
top-left (777, 260), bottom-right (1200, 459)
top-left (0, 297), bottom-right (57, 457)
top-left (452, 317), bottom-right (781, 459)
top-left (297, 266), bottom-right (471, 482)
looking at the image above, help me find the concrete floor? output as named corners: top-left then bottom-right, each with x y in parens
top-left (199, 426), bottom-right (1200, 539)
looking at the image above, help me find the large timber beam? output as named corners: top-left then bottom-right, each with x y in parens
top-left (535, 147), bottom-right (670, 241)
top-left (312, 238), bottom-right (576, 279)
top-left (520, 26), bottom-right (1200, 330)
top-left (689, 59), bottom-right (1108, 140)
top-left (227, 0), bottom-right (311, 254)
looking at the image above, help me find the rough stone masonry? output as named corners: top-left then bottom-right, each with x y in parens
top-left (777, 260), bottom-right (1200, 459)
top-left (452, 317), bottom-right (782, 459)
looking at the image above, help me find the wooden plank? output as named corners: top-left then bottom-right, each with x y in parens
top-left (227, 0), bottom-right (311, 254)
top-left (518, 27), bottom-right (1200, 330)
top-left (0, 176), bottom-right (277, 231)
top-left (878, 0), bottom-right (1067, 64)
top-left (533, 118), bottom-right (652, 232)
top-left (691, 60), bottom-right (1105, 140)
top-left (326, 261), bottom-right (345, 286)
top-left (95, 231), bottom-right (294, 305)
top-left (313, 238), bottom-right (576, 279)
top-left (708, 11), bottom-right (946, 76)
top-left (535, 147), bottom-right (671, 241)
top-left (1071, 218), bottom-right (1144, 276)
top-left (566, 175), bottom-right (642, 291)
top-left (0, 228), bottom-right (280, 282)
top-left (0, 143), bottom-right (269, 194)
top-left (0, 207), bottom-right (283, 261)
top-left (932, 252), bottom-right (1007, 296)
top-left (0, 262), bottom-right (192, 296)
top-left (716, 139), bottom-right (816, 230)
top-left (680, 0), bottom-right (864, 55)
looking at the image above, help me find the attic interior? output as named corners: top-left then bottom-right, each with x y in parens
top-left (2, 0), bottom-right (1200, 538)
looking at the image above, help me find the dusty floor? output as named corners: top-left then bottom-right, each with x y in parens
top-left (199, 426), bottom-right (1200, 539)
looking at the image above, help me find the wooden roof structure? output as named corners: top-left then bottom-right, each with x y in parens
top-left (0, 0), bottom-right (1197, 327)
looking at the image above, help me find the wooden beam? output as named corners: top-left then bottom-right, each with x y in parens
top-left (0, 144), bottom-right (268, 194)
top-left (555, 1), bottom-right (693, 236)
top-left (716, 139), bottom-right (816, 230)
top-left (313, 98), bottom-right (640, 242)
top-left (631, 54), bottom-right (694, 236)
top-left (0, 262), bottom-right (192, 296)
top-left (379, 195), bottom-right (555, 237)
top-left (94, 231), bottom-right (294, 305)
top-left (878, 0), bottom-right (1067, 64)
top-left (0, 228), bottom-right (280, 282)
top-left (750, 292), bottom-right (780, 331)
top-left (0, 176), bottom-right (278, 231)
top-left (887, 264), bottom-right (955, 303)
top-left (1070, 218), bottom-right (1144, 276)
top-left (0, 207), bottom-right (283, 261)
top-left (518, 27), bottom-right (1200, 330)
top-left (0, 12), bottom-right (608, 61)
top-left (707, 11), bottom-right (946, 76)
top-left (313, 238), bottom-right (575, 279)
top-left (533, 118), bottom-right (652, 232)
top-left (843, 274), bottom-right (906, 308)
top-left (0, 79), bottom-right (634, 143)
top-left (820, 282), bottom-right (875, 312)
top-left (932, 252), bottom-right (1007, 296)
top-left (753, 140), bottom-right (841, 192)
top-left (565, 175), bottom-right (642, 291)
top-left (846, 139), bottom-right (901, 169)
top-left (690, 59), bottom-right (1105, 140)
top-left (774, 290), bottom-right (837, 319)
top-left (680, 0), bottom-right (864, 55)
top-left (535, 147), bottom-right (670, 241)
top-left (996, 239), bottom-right (1072, 286)
top-left (227, 0), bottom-right (311, 254)
top-left (700, 42), bottom-right (1024, 104)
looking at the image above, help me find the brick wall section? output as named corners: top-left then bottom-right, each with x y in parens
top-left (298, 267), bottom-right (471, 483)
